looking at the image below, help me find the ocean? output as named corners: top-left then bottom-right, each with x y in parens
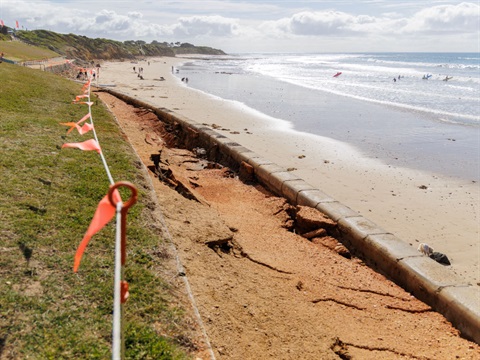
top-left (175, 53), bottom-right (480, 181)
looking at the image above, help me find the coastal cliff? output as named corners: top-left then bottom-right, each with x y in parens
top-left (13, 29), bottom-right (225, 60)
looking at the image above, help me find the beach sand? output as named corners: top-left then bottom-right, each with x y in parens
top-left (98, 57), bottom-right (479, 286)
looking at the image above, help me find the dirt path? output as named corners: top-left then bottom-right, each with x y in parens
top-left (96, 91), bottom-right (479, 359)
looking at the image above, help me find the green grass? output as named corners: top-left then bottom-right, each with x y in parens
top-left (0, 40), bottom-right (60, 61)
top-left (0, 63), bottom-right (192, 359)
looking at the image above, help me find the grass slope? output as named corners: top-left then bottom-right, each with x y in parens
top-left (0, 63), bottom-right (191, 359)
top-left (0, 41), bottom-right (60, 61)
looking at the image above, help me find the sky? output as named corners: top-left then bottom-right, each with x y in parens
top-left (1, 1), bottom-right (479, 53)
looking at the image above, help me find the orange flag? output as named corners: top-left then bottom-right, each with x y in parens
top-left (73, 190), bottom-right (122, 272)
top-left (59, 122), bottom-right (79, 134)
top-left (77, 113), bottom-right (91, 124)
top-left (60, 122), bottom-right (94, 135)
top-left (76, 123), bottom-right (94, 135)
top-left (62, 139), bottom-right (101, 153)
top-left (60, 114), bottom-right (93, 134)
top-left (82, 81), bottom-right (91, 93)
top-left (74, 95), bottom-right (89, 102)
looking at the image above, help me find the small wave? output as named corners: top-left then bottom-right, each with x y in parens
top-left (319, 90), bottom-right (480, 126)
top-left (458, 56), bottom-right (480, 61)
top-left (275, 76), bottom-right (480, 126)
top-left (435, 63), bottom-right (480, 70)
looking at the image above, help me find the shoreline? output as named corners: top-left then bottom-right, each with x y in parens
top-left (98, 56), bottom-right (480, 286)
top-left (174, 57), bottom-right (480, 182)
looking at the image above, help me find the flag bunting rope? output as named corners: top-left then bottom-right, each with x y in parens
top-left (60, 72), bottom-right (136, 360)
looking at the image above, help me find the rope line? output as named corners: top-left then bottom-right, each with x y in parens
top-left (83, 79), bottom-right (115, 185)
top-left (159, 215), bottom-right (217, 360)
top-left (66, 73), bottom-right (133, 360)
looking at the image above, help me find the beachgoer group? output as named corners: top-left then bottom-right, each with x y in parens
top-left (133, 66), bottom-right (145, 79)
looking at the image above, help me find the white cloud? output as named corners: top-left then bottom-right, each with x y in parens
top-left (400, 2), bottom-right (480, 34)
top-left (258, 2), bottom-right (479, 39)
top-left (285, 11), bottom-right (377, 36)
top-left (127, 12), bottom-right (143, 20)
top-left (252, 2), bottom-right (479, 53)
top-left (171, 16), bottom-right (240, 37)
top-left (91, 10), bottom-right (133, 31)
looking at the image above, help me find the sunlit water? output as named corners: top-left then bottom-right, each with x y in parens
top-left (177, 53), bottom-right (480, 180)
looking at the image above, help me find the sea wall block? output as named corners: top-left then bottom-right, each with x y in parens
top-left (296, 189), bottom-right (335, 208)
top-left (315, 201), bottom-right (359, 222)
top-left (281, 179), bottom-right (317, 205)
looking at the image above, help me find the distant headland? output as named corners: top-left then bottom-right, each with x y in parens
top-left (0, 27), bottom-right (226, 60)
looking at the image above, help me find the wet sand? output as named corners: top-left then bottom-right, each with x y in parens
top-left (98, 57), bottom-right (480, 286)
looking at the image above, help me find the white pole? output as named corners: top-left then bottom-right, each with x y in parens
top-left (112, 202), bottom-right (124, 360)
